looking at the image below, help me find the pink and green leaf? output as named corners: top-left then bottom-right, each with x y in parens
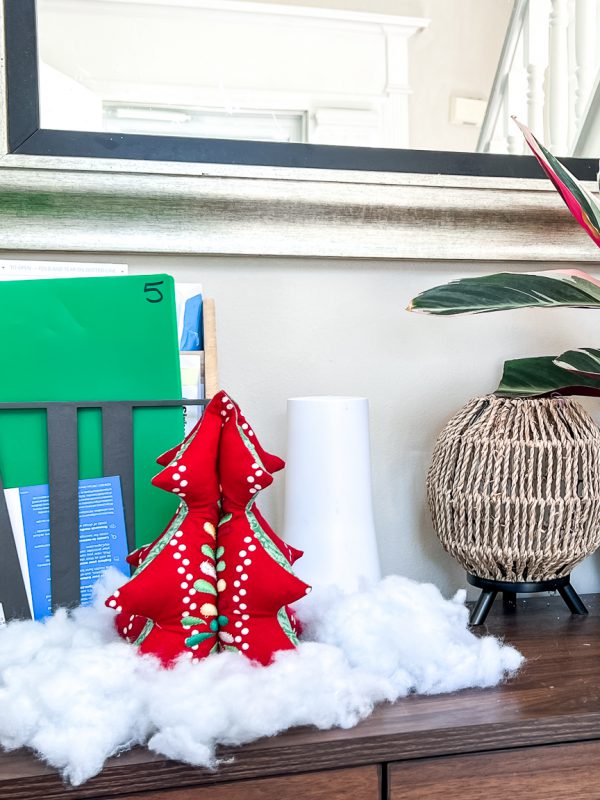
top-left (553, 347), bottom-right (600, 378)
top-left (408, 269), bottom-right (600, 315)
top-left (514, 117), bottom-right (600, 247)
top-left (496, 355), bottom-right (600, 397)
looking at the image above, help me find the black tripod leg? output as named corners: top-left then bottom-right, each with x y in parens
top-left (558, 582), bottom-right (588, 615)
top-left (470, 590), bottom-right (497, 626)
top-left (503, 591), bottom-right (517, 613)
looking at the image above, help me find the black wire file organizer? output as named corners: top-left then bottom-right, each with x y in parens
top-left (0, 399), bottom-right (208, 621)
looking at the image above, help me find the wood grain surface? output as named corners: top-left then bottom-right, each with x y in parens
top-left (2, 595), bottom-right (600, 800)
top-left (389, 741), bottom-right (600, 799)
top-left (115, 766), bottom-right (379, 800)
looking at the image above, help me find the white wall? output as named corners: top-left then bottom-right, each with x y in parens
top-left (3, 250), bottom-right (600, 597)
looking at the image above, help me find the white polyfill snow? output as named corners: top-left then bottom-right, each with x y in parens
top-left (0, 569), bottom-right (523, 785)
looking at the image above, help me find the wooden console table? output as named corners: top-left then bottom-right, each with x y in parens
top-left (2, 594), bottom-right (600, 800)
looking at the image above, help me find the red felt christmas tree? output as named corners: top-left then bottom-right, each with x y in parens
top-left (106, 390), bottom-right (310, 666)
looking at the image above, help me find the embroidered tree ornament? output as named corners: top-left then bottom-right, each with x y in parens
top-left (105, 390), bottom-right (310, 666)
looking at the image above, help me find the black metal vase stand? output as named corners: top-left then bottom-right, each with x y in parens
top-left (467, 573), bottom-right (588, 626)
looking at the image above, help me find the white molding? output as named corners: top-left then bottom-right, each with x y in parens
top-left (43, 0), bottom-right (429, 33)
top-left (0, 154), bottom-right (597, 261)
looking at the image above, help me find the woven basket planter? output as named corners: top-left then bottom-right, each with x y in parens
top-left (427, 395), bottom-right (600, 582)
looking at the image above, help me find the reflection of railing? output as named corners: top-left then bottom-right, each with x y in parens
top-left (478, 0), bottom-right (600, 156)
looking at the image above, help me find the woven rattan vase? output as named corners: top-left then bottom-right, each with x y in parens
top-left (428, 395), bottom-right (600, 585)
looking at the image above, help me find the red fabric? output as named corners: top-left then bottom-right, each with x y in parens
top-left (106, 390), bottom-right (309, 666)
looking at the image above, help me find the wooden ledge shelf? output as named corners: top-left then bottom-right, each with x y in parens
top-left (2, 595), bottom-right (600, 800)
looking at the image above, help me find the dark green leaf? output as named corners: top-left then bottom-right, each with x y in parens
top-left (408, 270), bottom-right (600, 315)
top-left (496, 355), bottom-right (600, 397)
top-left (554, 348), bottom-right (600, 378)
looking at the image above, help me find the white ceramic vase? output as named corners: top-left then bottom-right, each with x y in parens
top-left (282, 396), bottom-right (381, 591)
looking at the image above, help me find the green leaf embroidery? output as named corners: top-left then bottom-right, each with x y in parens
top-left (209, 642), bottom-right (219, 654)
top-left (218, 513), bottom-right (232, 527)
top-left (185, 631), bottom-right (214, 647)
top-left (193, 579), bottom-right (217, 595)
top-left (181, 616), bottom-right (207, 627)
top-left (216, 560), bottom-right (226, 572)
top-left (216, 546), bottom-right (225, 559)
top-left (201, 544), bottom-right (215, 559)
top-left (277, 606), bottom-right (299, 646)
top-left (248, 510), bottom-right (292, 573)
top-left (133, 618), bottom-right (154, 647)
top-left (133, 503), bottom-right (189, 577)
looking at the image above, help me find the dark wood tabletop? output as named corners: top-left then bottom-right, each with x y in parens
top-left (2, 593), bottom-right (600, 800)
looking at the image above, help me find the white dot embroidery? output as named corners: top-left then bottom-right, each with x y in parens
top-left (189, 589), bottom-right (196, 596)
top-left (175, 531), bottom-right (183, 538)
top-left (242, 423), bottom-right (248, 430)
top-left (244, 536), bottom-right (252, 543)
top-left (235, 636), bottom-right (242, 643)
top-left (242, 628), bottom-right (249, 635)
top-left (248, 544), bottom-right (256, 552)
top-left (183, 597), bottom-right (190, 604)
top-left (180, 480), bottom-right (188, 487)
top-left (173, 473), bottom-right (180, 480)
top-left (182, 611), bottom-right (190, 617)
top-left (239, 588), bottom-right (247, 596)
top-left (178, 544), bottom-right (186, 551)
top-left (190, 603), bottom-right (197, 610)
top-left (186, 573), bottom-right (193, 580)
top-left (243, 558), bottom-right (252, 566)
top-left (179, 465), bottom-right (187, 472)
top-left (177, 567), bottom-right (185, 575)
top-left (109, 599), bottom-right (117, 607)
top-left (252, 463), bottom-right (259, 469)
top-left (114, 590), bottom-right (120, 598)
top-left (234, 580), bottom-right (241, 588)
top-left (182, 558), bottom-right (190, 566)
top-left (174, 552), bottom-right (182, 560)
top-left (242, 643), bottom-right (249, 650)
top-left (241, 574), bottom-right (248, 581)
top-left (233, 595), bottom-right (240, 602)
top-left (170, 540), bottom-right (177, 546)
top-left (240, 603), bottom-right (247, 610)
top-left (235, 621), bottom-right (243, 628)
top-left (173, 488), bottom-right (181, 493)
top-left (256, 470), bottom-right (263, 477)
top-left (249, 488), bottom-right (256, 495)
top-left (236, 565), bottom-right (243, 573)
top-left (247, 476), bottom-right (254, 483)
top-left (242, 614), bottom-right (250, 620)
top-left (181, 582), bottom-right (189, 589)
top-left (239, 550), bottom-right (247, 557)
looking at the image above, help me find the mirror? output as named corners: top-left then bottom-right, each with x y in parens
top-left (36, 0), bottom-right (519, 153)
top-left (5, 0), bottom-right (599, 175)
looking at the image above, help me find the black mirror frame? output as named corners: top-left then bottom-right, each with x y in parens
top-left (5, 0), bottom-right (599, 180)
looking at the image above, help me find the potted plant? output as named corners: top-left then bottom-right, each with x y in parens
top-left (409, 121), bottom-right (600, 623)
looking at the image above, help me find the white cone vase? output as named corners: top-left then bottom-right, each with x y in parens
top-left (283, 396), bottom-right (381, 591)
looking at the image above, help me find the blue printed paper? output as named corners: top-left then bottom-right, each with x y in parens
top-left (19, 477), bottom-right (129, 619)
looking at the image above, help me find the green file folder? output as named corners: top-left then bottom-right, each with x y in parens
top-left (0, 274), bottom-right (183, 548)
